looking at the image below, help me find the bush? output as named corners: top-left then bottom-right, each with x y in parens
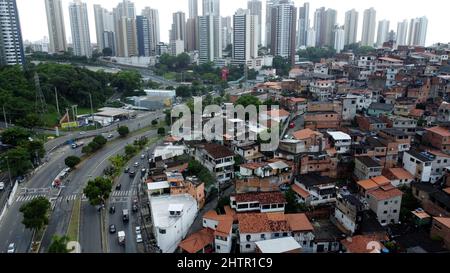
top-left (65, 156), bottom-right (81, 169)
top-left (157, 127), bottom-right (166, 136)
top-left (152, 120), bottom-right (158, 126)
top-left (117, 126), bottom-right (130, 138)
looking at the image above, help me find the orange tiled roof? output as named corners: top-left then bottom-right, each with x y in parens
top-left (288, 97), bottom-right (307, 103)
top-left (426, 126), bottom-right (450, 137)
top-left (178, 228), bottom-right (214, 253)
top-left (386, 168), bottom-right (414, 180)
top-left (266, 109), bottom-right (290, 118)
top-left (434, 217), bottom-right (450, 229)
top-left (369, 187), bottom-right (403, 201)
top-left (234, 191), bottom-right (286, 205)
top-left (371, 176), bottom-right (391, 186)
top-left (292, 128), bottom-right (321, 140)
top-left (292, 184), bottom-right (310, 199)
top-left (240, 162), bottom-right (266, 170)
top-left (238, 213), bottom-right (290, 234)
top-left (285, 214), bottom-right (314, 232)
top-left (341, 235), bottom-right (385, 253)
top-left (215, 218), bottom-right (233, 237)
top-left (357, 179), bottom-right (379, 191)
top-left (409, 109), bottom-right (425, 117)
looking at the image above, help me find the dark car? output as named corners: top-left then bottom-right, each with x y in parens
top-left (109, 224), bottom-right (117, 234)
top-left (129, 170), bottom-right (136, 178)
top-left (109, 206), bottom-right (116, 214)
top-left (115, 184), bottom-right (122, 191)
top-left (124, 167), bottom-right (130, 173)
top-left (132, 204), bottom-right (138, 213)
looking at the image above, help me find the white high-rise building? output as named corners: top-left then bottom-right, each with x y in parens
top-left (202, 0), bottom-right (220, 17)
top-left (361, 7), bottom-right (376, 47)
top-left (114, 1), bottom-right (137, 57)
top-left (141, 7), bottom-right (160, 56)
top-left (408, 17), bottom-right (428, 46)
top-left (45, 0), bottom-right (67, 53)
top-left (198, 15), bottom-right (221, 63)
top-left (188, 0), bottom-right (198, 18)
top-left (344, 9), bottom-right (358, 45)
top-left (297, 2), bottom-right (310, 48)
top-left (376, 20), bottom-right (390, 47)
top-left (306, 28), bottom-right (316, 48)
top-left (396, 19), bottom-right (408, 46)
top-left (232, 9), bottom-right (258, 64)
top-left (221, 16), bottom-right (232, 49)
top-left (94, 5), bottom-right (114, 52)
top-left (0, 0), bottom-right (24, 66)
top-left (334, 26), bottom-right (345, 53)
top-left (247, 0), bottom-right (262, 47)
top-left (69, 0), bottom-right (91, 57)
top-left (270, 0), bottom-right (297, 64)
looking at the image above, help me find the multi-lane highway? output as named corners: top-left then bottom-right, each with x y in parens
top-left (0, 111), bottom-right (164, 253)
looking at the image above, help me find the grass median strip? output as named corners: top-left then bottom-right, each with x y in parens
top-left (66, 197), bottom-right (81, 242)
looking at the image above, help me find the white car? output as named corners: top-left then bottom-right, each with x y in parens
top-left (0, 182), bottom-right (5, 191)
top-left (136, 234), bottom-right (143, 243)
top-left (107, 134), bottom-right (114, 139)
top-left (134, 162), bottom-right (139, 167)
top-left (140, 154), bottom-right (145, 160)
top-left (135, 226), bottom-right (141, 235)
top-left (7, 243), bottom-right (15, 253)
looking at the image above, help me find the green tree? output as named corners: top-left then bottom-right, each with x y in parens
top-left (20, 197), bottom-right (51, 233)
top-left (93, 135), bottom-right (107, 147)
top-left (125, 145), bottom-right (137, 159)
top-left (117, 126), bottom-right (130, 138)
top-left (285, 189), bottom-right (299, 213)
top-left (111, 71), bottom-right (143, 97)
top-left (1, 147), bottom-right (33, 176)
top-left (1, 127), bottom-right (31, 146)
top-left (235, 95), bottom-right (261, 108)
top-left (151, 120), bottom-right (158, 126)
top-left (158, 127), bottom-right (166, 136)
top-left (48, 235), bottom-right (70, 253)
top-left (272, 56), bottom-right (292, 76)
top-left (83, 177), bottom-right (113, 206)
top-left (65, 156), bottom-right (81, 169)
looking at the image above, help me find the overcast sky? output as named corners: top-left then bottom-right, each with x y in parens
top-left (17, 0), bottom-right (450, 46)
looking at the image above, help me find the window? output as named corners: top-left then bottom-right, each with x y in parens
top-left (217, 245), bottom-right (221, 250)
top-left (274, 233), bottom-right (280, 238)
top-left (261, 234), bottom-right (265, 240)
top-left (246, 244), bottom-right (251, 249)
top-left (384, 211), bottom-right (388, 214)
top-left (384, 201), bottom-right (388, 205)
top-left (159, 229), bottom-right (166, 234)
top-left (246, 235), bottom-right (251, 241)
top-left (393, 210), bottom-right (398, 213)
top-left (282, 232), bottom-right (288, 237)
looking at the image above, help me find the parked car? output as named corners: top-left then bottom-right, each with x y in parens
top-left (109, 225), bottom-right (117, 234)
top-left (0, 182), bottom-right (5, 191)
top-left (7, 243), bottom-right (15, 253)
top-left (109, 206), bottom-right (116, 214)
top-left (135, 226), bottom-right (141, 235)
top-left (107, 134), bottom-right (114, 139)
top-left (79, 131), bottom-right (86, 135)
top-left (134, 162), bottom-right (139, 167)
top-left (141, 154), bottom-right (145, 160)
top-left (132, 204), bottom-right (138, 213)
top-left (115, 184), bottom-right (122, 191)
top-left (136, 234), bottom-right (143, 243)
top-left (279, 184), bottom-right (290, 192)
top-left (124, 167), bottom-right (130, 173)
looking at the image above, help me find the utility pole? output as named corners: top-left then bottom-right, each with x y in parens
top-left (54, 88), bottom-right (60, 118)
top-left (3, 105), bottom-right (7, 129)
top-left (66, 108), bottom-right (71, 131)
top-left (89, 93), bottom-right (97, 129)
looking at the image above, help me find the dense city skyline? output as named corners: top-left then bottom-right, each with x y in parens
top-left (16, 0), bottom-right (450, 46)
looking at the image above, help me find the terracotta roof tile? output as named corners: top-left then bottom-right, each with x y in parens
top-left (341, 235), bottom-right (385, 253)
top-left (234, 191), bottom-right (286, 205)
top-left (178, 228), bottom-right (214, 253)
top-left (292, 128), bottom-right (321, 140)
top-left (426, 126), bottom-right (450, 137)
top-left (369, 187), bottom-right (403, 201)
top-left (238, 213), bottom-right (290, 233)
top-left (434, 217), bottom-right (450, 229)
top-left (202, 143), bottom-right (235, 159)
top-left (386, 168), bottom-right (414, 180)
top-left (292, 184), bottom-right (310, 199)
top-left (285, 214), bottom-right (314, 231)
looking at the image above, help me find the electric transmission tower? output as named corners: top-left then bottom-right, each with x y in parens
top-left (34, 73), bottom-right (48, 120)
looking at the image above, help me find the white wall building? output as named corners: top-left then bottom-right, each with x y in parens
top-left (333, 27), bottom-right (345, 53)
top-left (45, 0), bottom-right (67, 53)
top-left (344, 9), bottom-right (358, 45)
top-left (376, 20), bottom-right (390, 47)
top-left (150, 194), bottom-right (198, 253)
top-left (361, 7), bottom-right (376, 47)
